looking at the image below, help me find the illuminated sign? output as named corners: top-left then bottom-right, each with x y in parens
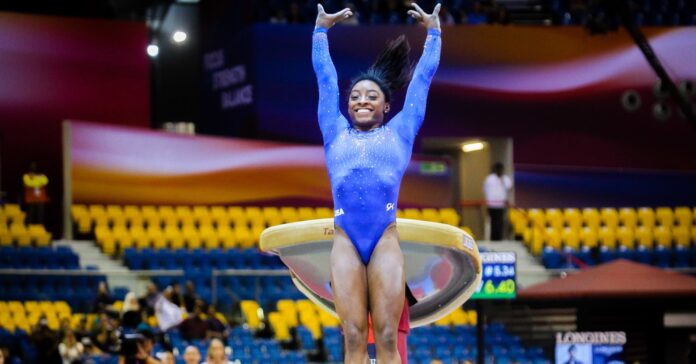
top-left (471, 252), bottom-right (516, 300)
top-left (556, 331), bottom-right (626, 364)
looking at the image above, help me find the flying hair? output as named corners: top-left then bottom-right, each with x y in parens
top-left (350, 35), bottom-right (413, 102)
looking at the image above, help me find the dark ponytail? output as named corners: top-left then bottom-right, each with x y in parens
top-left (350, 35), bottom-right (412, 102)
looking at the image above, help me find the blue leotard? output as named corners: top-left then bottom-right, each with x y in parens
top-left (312, 26), bottom-right (441, 264)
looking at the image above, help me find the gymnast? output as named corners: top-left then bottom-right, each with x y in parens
top-left (312, 2), bottom-right (442, 363)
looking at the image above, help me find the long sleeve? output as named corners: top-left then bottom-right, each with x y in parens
top-left (393, 28), bottom-right (441, 142)
top-left (312, 27), bottom-right (348, 143)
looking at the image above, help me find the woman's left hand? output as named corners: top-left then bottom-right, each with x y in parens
top-left (408, 3), bottom-right (441, 32)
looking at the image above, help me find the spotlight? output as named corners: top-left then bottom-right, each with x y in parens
top-left (621, 90), bottom-right (641, 112)
top-left (147, 44), bottom-right (159, 57)
top-left (462, 142), bottom-right (485, 153)
top-left (172, 31), bottom-right (187, 43)
top-left (652, 102), bottom-right (671, 121)
top-left (652, 79), bottom-right (669, 99)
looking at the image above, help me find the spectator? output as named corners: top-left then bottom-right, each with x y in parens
top-left (167, 283), bottom-right (184, 309)
top-left (117, 327), bottom-right (160, 364)
top-left (0, 347), bottom-right (4, 364)
top-left (183, 280), bottom-right (199, 313)
top-left (179, 304), bottom-right (208, 341)
top-left (59, 317), bottom-right (72, 339)
top-left (182, 346), bottom-right (201, 364)
top-left (23, 161), bottom-right (49, 225)
top-left (74, 316), bottom-right (90, 341)
top-left (158, 350), bottom-right (175, 364)
top-left (438, 4), bottom-right (456, 25)
top-left (140, 283), bottom-right (160, 316)
top-left (203, 338), bottom-right (238, 364)
top-left (464, 1), bottom-right (488, 24)
top-left (30, 317), bottom-right (61, 363)
top-left (205, 305), bottom-right (228, 340)
top-left (93, 282), bottom-right (115, 313)
top-left (122, 292), bottom-right (143, 329)
top-left (483, 162), bottom-right (513, 241)
top-left (58, 329), bottom-right (84, 364)
top-left (91, 315), bottom-right (118, 354)
top-left (81, 337), bottom-right (103, 356)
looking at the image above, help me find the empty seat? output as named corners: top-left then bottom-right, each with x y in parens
top-left (635, 226), bottom-right (653, 249)
top-left (545, 209), bottom-right (564, 230)
top-left (616, 226), bottom-right (635, 249)
top-left (582, 208), bottom-right (601, 230)
top-left (563, 208), bottom-right (582, 230)
top-left (619, 208), bottom-right (637, 229)
top-left (638, 207), bottom-right (655, 229)
top-left (675, 207), bottom-right (692, 227)
top-left (600, 208), bottom-right (619, 229)
top-left (656, 207), bottom-right (674, 227)
top-left (654, 226), bottom-right (672, 248)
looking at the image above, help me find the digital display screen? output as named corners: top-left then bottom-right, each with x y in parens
top-left (471, 252), bottom-right (516, 300)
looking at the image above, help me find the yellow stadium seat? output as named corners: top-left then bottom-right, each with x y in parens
top-left (146, 226), bottom-right (165, 249)
top-left (261, 207), bottom-right (281, 227)
top-left (175, 206), bottom-right (194, 226)
top-left (527, 209), bottom-right (546, 229)
top-left (235, 226), bottom-right (255, 249)
top-left (9, 301), bottom-right (25, 314)
top-left (0, 225), bottom-right (12, 246)
top-left (123, 205), bottom-right (142, 226)
top-left (210, 207), bottom-right (230, 226)
top-left (692, 226), bottom-right (696, 245)
top-left (198, 225), bottom-right (218, 249)
top-left (616, 226), bottom-right (634, 249)
top-left (71, 205), bottom-right (88, 221)
top-left (675, 207), bottom-right (692, 228)
top-left (89, 205), bottom-right (106, 221)
top-left (297, 207), bottom-right (316, 221)
top-left (510, 209), bottom-right (528, 237)
top-left (598, 227), bottom-right (617, 249)
top-left (228, 206), bottom-right (246, 225)
top-left (582, 208), bottom-right (601, 230)
top-left (11, 224), bottom-right (31, 247)
top-left (240, 300), bottom-right (262, 329)
top-left (619, 208), bottom-right (637, 229)
top-left (450, 307), bottom-right (468, 326)
top-left (544, 227), bottom-right (561, 250)
top-left (299, 311), bottom-right (322, 339)
top-left (545, 209), bottom-right (564, 230)
top-left (654, 226), bottom-right (672, 248)
top-left (159, 206), bottom-right (178, 227)
top-left (434, 314), bottom-right (451, 326)
top-left (280, 207), bottom-right (299, 224)
top-left (673, 227), bottom-right (690, 248)
top-left (95, 226), bottom-right (114, 249)
top-left (563, 208), bottom-right (582, 231)
top-left (245, 207), bottom-right (264, 226)
top-left (635, 226), bottom-right (653, 249)
top-left (315, 207), bottom-right (333, 219)
top-left (318, 309), bottom-right (340, 328)
top-left (403, 208), bottom-right (422, 220)
top-left (113, 226), bottom-right (133, 252)
top-left (106, 205), bottom-right (125, 226)
top-left (638, 207), bottom-right (655, 229)
top-left (217, 225), bottom-right (237, 250)
top-left (580, 227), bottom-right (598, 249)
top-left (396, 209), bottom-right (404, 219)
top-left (439, 208), bottom-right (460, 227)
top-left (164, 225), bottom-right (184, 250)
top-left (529, 227), bottom-right (544, 256)
top-left (467, 310), bottom-right (477, 326)
top-left (656, 207), bottom-right (674, 227)
top-left (600, 208), bottom-right (619, 229)
top-left (421, 208), bottom-right (440, 223)
top-left (276, 300), bottom-right (298, 327)
top-left (28, 225), bottom-right (52, 247)
top-left (295, 300), bottom-right (316, 314)
top-left (251, 224), bottom-right (265, 248)
top-left (269, 312), bottom-right (291, 341)
top-left (561, 227), bottom-right (580, 250)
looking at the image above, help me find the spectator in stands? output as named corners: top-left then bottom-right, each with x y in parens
top-left (59, 317), bottom-right (72, 339)
top-left (23, 161), bottom-right (50, 225)
top-left (178, 303), bottom-right (208, 341)
top-left (117, 327), bottom-right (161, 364)
top-left (91, 314), bottom-right (118, 353)
top-left (183, 280), bottom-right (199, 313)
top-left (30, 317), bottom-right (61, 363)
top-left (94, 281), bottom-right (115, 313)
top-left (484, 162), bottom-right (513, 240)
top-left (140, 283), bottom-right (161, 316)
top-left (203, 338), bottom-right (238, 364)
top-left (0, 348), bottom-right (4, 364)
top-left (166, 283), bottom-right (184, 308)
top-left (183, 346), bottom-right (202, 364)
top-left (438, 3), bottom-right (456, 25)
top-left (204, 305), bottom-right (228, 340)
top-left (463, 1), bottom-right (487, 24)
top-left (122, 292), bottom-right (143, 329)
top-left (74, 316), bottom-right (90, 341)
top-left (158, 350), bottom-right (175, 364)
top-left (81, 337), bottom-right (102, 356)
top-left (58, 329), bottom-right (84, 364)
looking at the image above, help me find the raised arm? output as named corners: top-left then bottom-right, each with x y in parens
top-left (393, 3), bottom-right (442, 141)
top-left (312, 5), bottom-right (353, 143)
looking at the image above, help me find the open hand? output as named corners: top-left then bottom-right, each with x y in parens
top-left (315, 4), bottom-right (353, 29)
top-left (408, 3), bottom-right (441, 32)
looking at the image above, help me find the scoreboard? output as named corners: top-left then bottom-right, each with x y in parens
top-left (471, 252), bottom-right (517, 300)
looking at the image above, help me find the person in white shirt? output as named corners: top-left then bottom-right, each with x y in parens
top-left (483, 162), bottom-right (512, 240)
top-left (59, 329), bottom-right (84, 364)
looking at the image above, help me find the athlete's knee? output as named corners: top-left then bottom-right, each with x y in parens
top-left (374, 323), bottom-right (398, 350)
top-left (343, 320), bottom-right (368, 352)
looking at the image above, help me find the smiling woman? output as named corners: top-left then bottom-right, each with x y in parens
top-left (311, 2), bottom-right (442, 363)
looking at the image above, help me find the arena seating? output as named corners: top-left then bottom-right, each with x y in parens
top-left (0, 204), bottom-right (52, 247)
top-left (71, 204), bottom-right (462, 255)
top-left (510, 207), bottom-right (696, 268)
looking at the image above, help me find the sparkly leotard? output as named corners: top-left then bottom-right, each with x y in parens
top-left (312, 26), bottom-right (441, 264)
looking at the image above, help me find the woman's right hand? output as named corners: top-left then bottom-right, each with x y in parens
top-left (315, 4), bottom-right (353, 30)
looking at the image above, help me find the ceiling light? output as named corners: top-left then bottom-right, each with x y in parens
top-left (462, 142), bottom-right (485, 153)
